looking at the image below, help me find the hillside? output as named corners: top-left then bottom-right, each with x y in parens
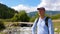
top-left (0, 3), bottom-right (18, 19)
top-left (28, 11), bottom-right (60, 17)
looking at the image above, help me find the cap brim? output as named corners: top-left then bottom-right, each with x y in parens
top-left (37, 8), bottom-right (44, 10)
top-left (37, 8), bottom-right (40, 10)
top-left (37, 7), bottom-right (45, 10)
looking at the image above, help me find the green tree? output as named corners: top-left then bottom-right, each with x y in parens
top-left (11, 10), bottom-right (30, 22)
top-left (0, 3), bottom-right (18, 19)
top-left (11, 13), bottom-right (18, 22)
top-left (17, 10), bottom-right (30, 22)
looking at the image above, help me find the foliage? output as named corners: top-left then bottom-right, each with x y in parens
top-left (11, 10), bottom-right (30, 22)
top-left (51, 14), bottom-right (60, 20)
top-left (0, 21), bottom-right (6, 31)
top-left (29, 17), bottom-right (36, 22)
top-left (0, 3), bottom-right (18, 19)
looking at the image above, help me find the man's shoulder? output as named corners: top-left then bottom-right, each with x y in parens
top-left (46, 16), bottom-right (51, 19)
top-left (45, 16), bottom-right (52, 21)
top-left (46, 16), bottom-right (50, 18)
top-left (46, 16), bottom-right (52, 22)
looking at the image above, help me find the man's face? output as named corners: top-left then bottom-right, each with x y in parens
top-left (38, 9), bottom-right (45, 16)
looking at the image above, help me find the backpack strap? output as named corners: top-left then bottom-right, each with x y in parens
top-left (36, 17), bottom-right (39, 24)
top-left (45, 17), bottom-right (49, 27)
top-left (45, 17), bottom-right (49, 34)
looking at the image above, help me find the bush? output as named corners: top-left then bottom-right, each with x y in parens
top-left (11, 10), bottom-right (30, 22)
top-left (0, 21), bottom-right (6, 31)
top-left (51, 14), bottom-right (60, 20)
top-left (29, 17), bottom-right (36, 22)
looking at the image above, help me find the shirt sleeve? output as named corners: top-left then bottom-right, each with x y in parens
top-left (31, 18), bottom-right (38, 34)
top-left (48, 18), bottom-right (54, 34)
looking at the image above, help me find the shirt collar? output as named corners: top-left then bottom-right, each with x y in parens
top-left (39, 16), bottom-right (46, 20)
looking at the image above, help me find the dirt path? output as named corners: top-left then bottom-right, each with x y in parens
top-left (52, 19), bottom-right (60, 22)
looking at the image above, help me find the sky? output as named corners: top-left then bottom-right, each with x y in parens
top-left (0, 0), bottom-right (60, 13)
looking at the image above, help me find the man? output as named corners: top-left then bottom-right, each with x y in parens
top-left (32, 7), bottom-right (54, 34)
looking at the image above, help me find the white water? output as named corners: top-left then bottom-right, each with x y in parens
top-left (7, 27), bottom-right (32, 34)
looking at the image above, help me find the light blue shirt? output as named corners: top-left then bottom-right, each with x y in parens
top-left (32, 17), bottom-right (54, 34)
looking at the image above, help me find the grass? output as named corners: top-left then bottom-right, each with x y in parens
top-left (53, 22), bottom-right (60, 28)
top-left (53, 22), bottom-right (60, 32)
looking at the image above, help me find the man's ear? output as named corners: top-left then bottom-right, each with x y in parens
top-left (38, 12), bottom-right (40, 16)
